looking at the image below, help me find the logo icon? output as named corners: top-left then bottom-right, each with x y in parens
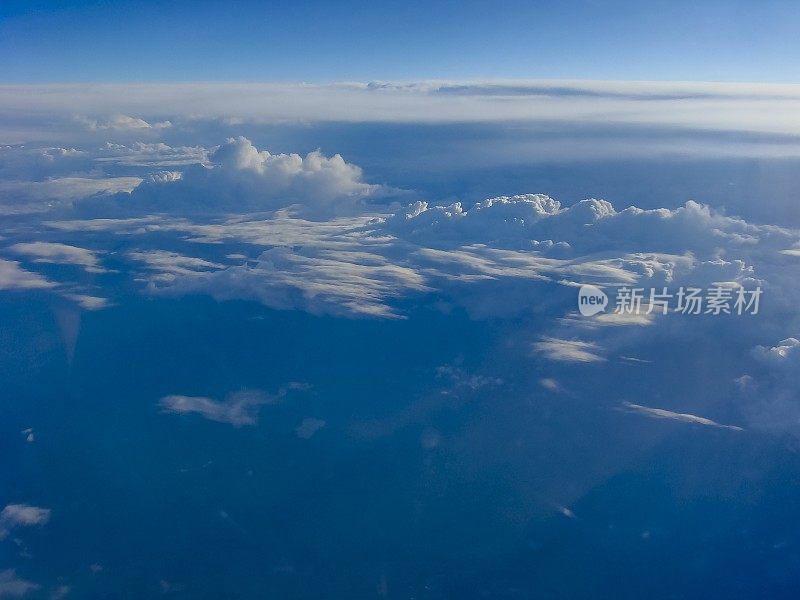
top-left (578, 284), bottom-right (608, 316)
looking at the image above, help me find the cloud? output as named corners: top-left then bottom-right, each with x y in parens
top-left (533, 337), bottom-right (605, 362)
top-left (95, 142), bottom-right (207, 167)
top-left (49, 585), bottom-right (71, 600)
top-left (737, 338), bottom-right (800, 434)
top-left (385, 195), bottom-right (792, 257)
top-left (0, 504), bottom-right (51, 540)
top-left (753, 337), bottom-right (800, 365)
top-left (620, 402), bottom-right (744, 431)
top-left (33, 190), bottom-right (796, 320)
top-left (1, 81), bottom-right (800, 138)
top-left (63, 293), bottom-right (109, 310)
top-left (0, 145), bottom-right (86, 179)
top-left (0, 177), bottom-right (142, 215)
top-left (159, 390), bottom-right (274, 427)
top-left (0, 570), bottom-right (39, 598)
top-left (0, 259), bottom-right (55, 290)
top-left (128, 250), bottom-right (225, 284)
top-left (97, 137), bottom-right (388, 219)
top-left (75, 114), bottom-right (172, 132)
top-left (539, 378), bottom-right (563, 392)
top-left (164, 244), bottom-right (428, 318)
top-left (435, 364), bottom-right (503, 389)
top-left (295, 418), bottom-right (326, 439)
top-left (8, 242), bottom-right (102, 271)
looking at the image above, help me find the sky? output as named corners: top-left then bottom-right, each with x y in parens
top-left (2, 2), bottom-right (800, 599)
top-left (2, 0), bottom-right (800, 82)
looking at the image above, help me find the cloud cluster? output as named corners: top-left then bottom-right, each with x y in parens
top-left (0, 504), bottom-right (51, 540)
top-left (8, 242), bottom-right (103, 272)
top-left (75, 114), bottom-right (172, 132)
top-left (159, 390), bottom-right (275, 427)
top-left (29, 188), bottom-right (800, 322)
top-left (98, 137), bottom-right (387, 218)
top-left (736, 338), bottom-right (800, 434)
top-left (0, 259), bottom-right (55, 291)
top-left (533, 337), bottom-right (606, 363)
top-left (386, 194), bottom-right (792, 257)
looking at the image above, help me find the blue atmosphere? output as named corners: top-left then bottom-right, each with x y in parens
top-left (2, 0), bottom-right (800, 82)
top-left (2, 2), bottom-right (800, 599)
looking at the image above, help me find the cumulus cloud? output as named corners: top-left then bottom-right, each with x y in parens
top-left (30, 190), bottom-right (796, 320)
top-left (620, 402), bottom-right (744, 431)
top-left (753, 337), bottom-right (800, 364)
top-left (159, 390), bottom-right (274, 427)
top-left (385, 194), bottom-right (793, 257)
top-left (0, 145), bottom-right (86, 180)
top-left (737, 338), bottom-right (800, 434)
top-left (0, 504), bottom-right (51, 540)
top-left (75, 114), bottom-right (172, 132)
top-left (100, 137), bottom-right (387, 218)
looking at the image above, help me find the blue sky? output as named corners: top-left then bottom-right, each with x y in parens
top-left (1, 0), bottom-right (799, 82)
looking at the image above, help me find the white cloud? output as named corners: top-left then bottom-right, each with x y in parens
top-left (0, 81), bottom-right (799, 138)
top-left (539, 378), bottom-right (562, 392)
top-left (533, 337), bottom-right (605, 363)
top-left (75, 114), bottom-right (172, 132)
top-left (159, 390), bottom-right (274, 427)
top-left (128, 250), bottom-right (225, 284)
top-left (95, 142), bottom-right (207, 167)
top-left (0, 570), bottom-right (39, 598)
top-left (295, 418), bottom-right (326, 439)
top-left (0, 504), bottom-right (51, 540)
top-left (48, 191), bottom-right (791, 320)
top-left (106, 137), bottom-right (387, 219)
top-left (63, 293), bottom-right (110, 310)
top-left (620, 402), bottom-right (744, 431)
top-left (8, 242), bottom-right (102, 271)
top-left (738, 338), bottom-right (800, 434)
top-left (385, 195), bottom-right (792, 257)
top-left (44, 216), bottom-right (162, 233)
top-left (753, 337), bottom-right (800, 365)
top-left (166, 245), bottom-right (428, 318)
top-left (0, 259), bottom-right (55, 290)
top-left (0, 177), bottom-right (142, 215)
top-left (435, 365), bottom-right (503, 389)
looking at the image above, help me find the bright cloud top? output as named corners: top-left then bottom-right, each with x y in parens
top-left (93, 137), bottom-right (387, 218)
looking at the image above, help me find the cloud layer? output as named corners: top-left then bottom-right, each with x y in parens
top-left (3, 81), bottom-right (800, 136)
